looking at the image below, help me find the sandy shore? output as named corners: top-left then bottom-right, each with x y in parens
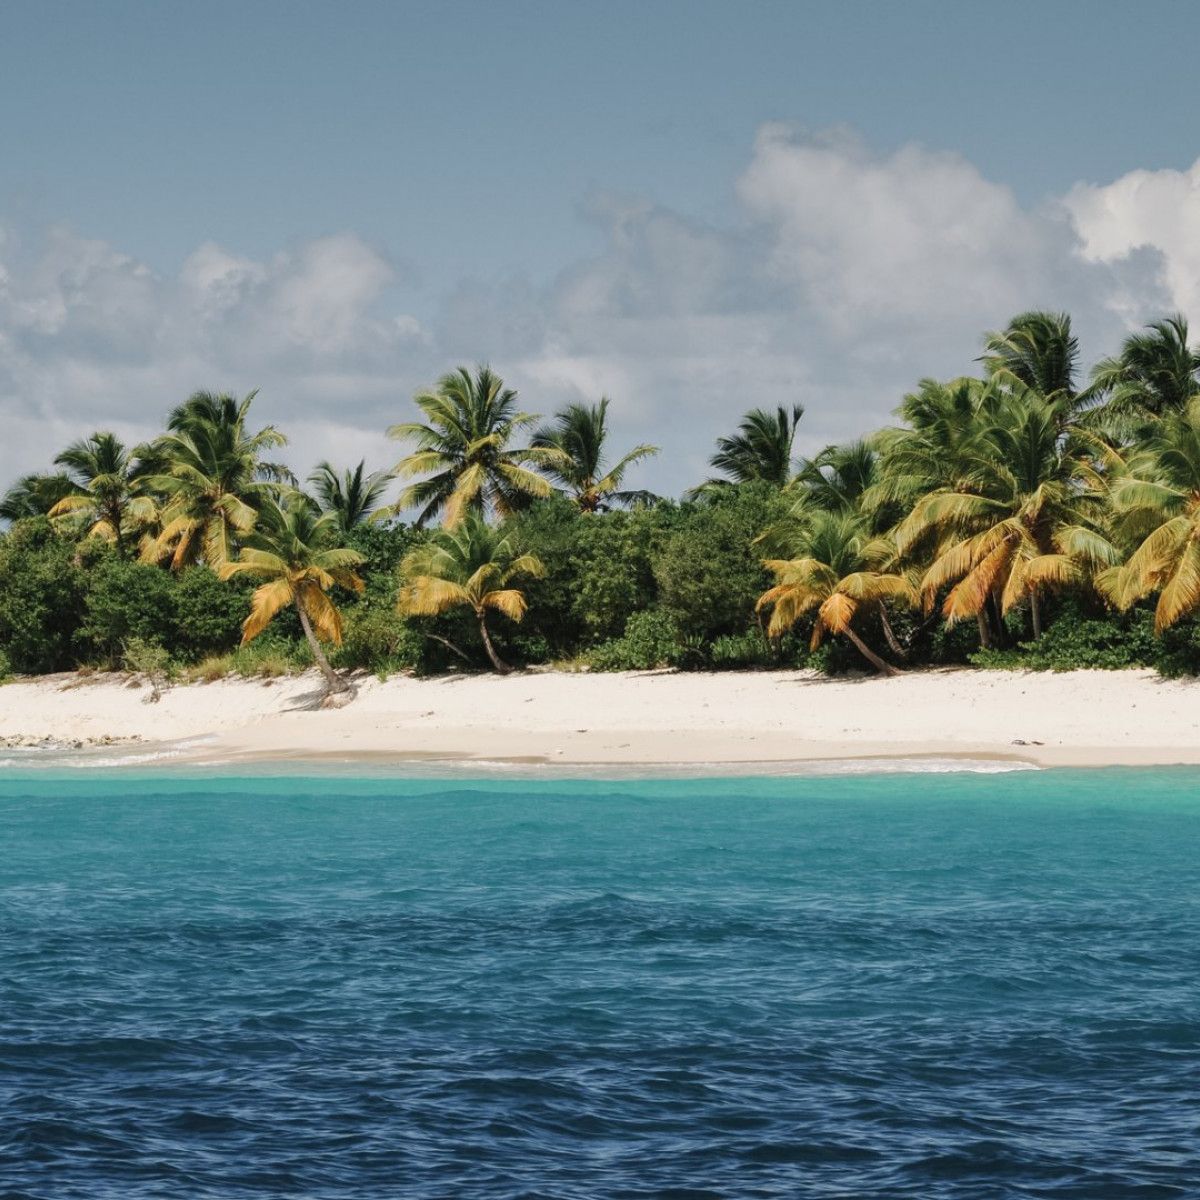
top-left (0, 666), bottom-right (1198, 770)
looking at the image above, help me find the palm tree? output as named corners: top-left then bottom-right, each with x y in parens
top-left (896, 388), bottom-right (1116, 639)
top-left (689, 404), bottom-right (804, 496)
top-left (531, 398), bottom-right (659, 512)
top-left (220, 493), bottom-right (365, 697)
top-left (308, 460), bottom-right (393, 529)
top-left (982, 311), bottom-right (1083, 414)
top-left (141, 390), bottom-right (289, 569)
top-left (47, 432), bottom-right (155, 557)
top-left (756, 509), bottom-right (912, 675)
top-left (396, 514), bottom-right (545, 673)
top-left (1091, 314), bottom-right (1200, 419)
top-left (0, 472), bottom-right (79, 522)
top-left (387, 365), bottom-right (558, 527)
top-left (792, 440), bottom-right (886, 518)
top-left (1100, 398), bottom-right (1200, 630)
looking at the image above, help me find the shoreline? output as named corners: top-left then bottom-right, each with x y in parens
top-left (2, 666), bottom-right (1200, 772)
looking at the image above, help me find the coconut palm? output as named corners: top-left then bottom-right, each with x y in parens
top-left (531, 398), bottom-right (659, 512)
top-left (689, 404), bottom-right (804, 496)
top-left (308, 460), bottom-right (393, 529)
top-left (982, 310), bottom-right (1084, 416)
top-left (0, 472), bottom-right (79, 522)
top-left (896, 388), bottom-right (1116, 639)
top-left (1091, 314), bottom-right (1200, 420)
top-left (141, 390), bottom-right (289, 569)
top-left (873, 377), bottom-right (1005, 508)
top-left (791, 439), bottom-right (890, 525)
top-left (1100, 398), bottom-right (1200, 630)
top-left (387, 365), bottom-right (558, 527)
top-left (219, 493), bottom-right (365, 696)
top-left (756, 509), bottom-right (912, 675)
top-left (47, 432), bottom-right (155, 557)
top-left (396, 514), bottom-right (545, 673)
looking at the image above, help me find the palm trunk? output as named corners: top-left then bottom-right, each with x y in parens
top-left (1030, 590), bottom-right (1043, 640)
top-left (976, 611), bottom-right (992, 650)
top-left (296, 599), bottom-right (346, 694)
top-left (879, 602), bottom-right (907, 660)
top-left (477, 610), bottom-right (511, 674)
top-left (987, 592), bottom-right (1007, 648)
top-left (842, 625), bottom-right (901, 677)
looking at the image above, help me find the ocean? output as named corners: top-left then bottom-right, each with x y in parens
top-left (1, 767), bottom-right (1197, 1197)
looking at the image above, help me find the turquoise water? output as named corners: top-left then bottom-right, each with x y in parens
top-left (2, 767), bottom-right (1198, 1197)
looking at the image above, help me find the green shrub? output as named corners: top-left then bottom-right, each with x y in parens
top-left (970, 604), bottom-right (1158, 672)
top-left (1152, 618), bottom-right (1200, 677)
top-left (589, 610), bottom-right (684, 671)
top-left (78, 557), bottom-right (178, 663)
top-left (709, 628), bottom-right (775, 669)
top-left (0, 519), bottom-right (87, 673)
top-left (654, 484), bottom-right (780, 641)
top-left (334, 602), bottom-right (425, 674)
top-left (173, 567), bottom-right (251, 660)
top-left (122, 636), bottom-right (175, 700)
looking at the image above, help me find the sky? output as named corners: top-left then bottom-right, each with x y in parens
top-left (4, 0), bottom-right (1200, 498)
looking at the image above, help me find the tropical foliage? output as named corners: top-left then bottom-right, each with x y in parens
top-left (309, 460), bottom-right (392, 529)
top-left (220, 494), bottom-right (365, 695)
top-left (141, 391), bottom-right (289, 569)
top-left (531, 398), bottom-right (659, 512)
top-left (689, 403), bottom-right (804, 495)
top-left (396, 515), bottom-right (544, 673)
top-left (48, 432), bottom-right (156, 557)
top-left (7, 314), bottom-right (1200, 686)
top-left (387, 365), bottom-right (557, 527)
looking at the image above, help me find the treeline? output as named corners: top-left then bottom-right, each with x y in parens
top-left (5, 312), bottom-right (1200, 688)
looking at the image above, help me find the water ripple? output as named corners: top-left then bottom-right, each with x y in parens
top-left (2, 769), bottom-right (1199, 1196)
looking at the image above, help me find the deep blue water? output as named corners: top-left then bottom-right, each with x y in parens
top-left (1, 767), bottom-right (1199, 1198)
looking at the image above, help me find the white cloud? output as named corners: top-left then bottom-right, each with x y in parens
top-left (1064, 162), bottom-right (1200, 316)
top-left (1, 127), bottom-right (1196, 503)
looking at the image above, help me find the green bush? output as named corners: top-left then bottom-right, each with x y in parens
top-left (709, 627), bottom-right (775, 669)
top-left (1151, 617), bottom-right (1200, 677)
top-left (334, 602), bottom-right (425, 674)
top-left (0, 519), bottom-right (87, 673)
top-left (654, 484), bottom-right (780, 641)
top-left (589, 610), bottom-right (684, 671)
top-left (78, 557), bottom-right (178, 663)
top-left (173, 567), bottom-right (251, 660)
top-left (970, 604), bottom-right (1158, 672)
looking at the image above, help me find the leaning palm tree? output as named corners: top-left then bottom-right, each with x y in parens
top-left (141, 390), bottom-right (289, 569)
top-left (1091, 314), bottom-right (1200, 420)
top-left (308, 460), bottom-right (392, 529)
top-left (897, 388), bottom-right (1116, 639)
top-left (387, 365), bottom-right (558, 527)
top-left (689, 404), bottom-right (804, 496)
top-left (531, 398), bottom-right (659, 512)
top-left (220, 493), bottom-right (365, 697)
top-left (47, 432), bottom-right (155, 557)
top-left (1100, 398), bottom-right (1200, 630)
top-left (756, 509), bottom-right (912, 675)
top-left (396, 514), bottom-right (545, 673)
top-left (0, 472), bottom-right (79, 522)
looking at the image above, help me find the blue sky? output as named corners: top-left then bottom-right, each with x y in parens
top-left (3, 0), bottom-right (1200, 495)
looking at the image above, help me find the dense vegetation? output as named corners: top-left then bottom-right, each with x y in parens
top-left (7, 311), bottom-right (1200, 689)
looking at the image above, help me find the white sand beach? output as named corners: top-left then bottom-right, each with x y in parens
top-left (0, 667), bottom-right (1197, 769)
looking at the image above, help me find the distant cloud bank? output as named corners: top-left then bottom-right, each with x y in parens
top-left (1, 125), bottom-right (1195, 498)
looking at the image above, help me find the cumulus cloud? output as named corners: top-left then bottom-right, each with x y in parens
top-left (0, 126), bottom-right (1194, 500)
top-left (1065, 162), bottom-right (1200, 316)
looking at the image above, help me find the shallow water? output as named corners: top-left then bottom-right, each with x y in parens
top-left (2, 769), bottom-right (1198, 1197)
